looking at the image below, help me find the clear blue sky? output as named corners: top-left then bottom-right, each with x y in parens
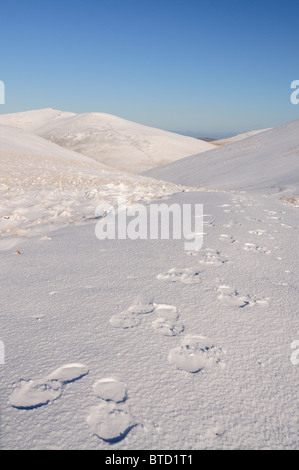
top-left (0, 0), bottom-right (298, 137)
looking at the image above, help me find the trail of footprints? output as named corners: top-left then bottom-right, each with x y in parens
top-left (10, 364), bottom-right (136, 444)
top-left (10, 202), bottom-right (275, 445)
top-left (110, 299), bottom-right (226, 375)
top-left (112, 301), bottom-right (227, 375)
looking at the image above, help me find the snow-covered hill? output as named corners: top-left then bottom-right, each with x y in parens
top-left (144, 119), bottom-right (299, 198)
top-left (0, 109), bottom-right (215, 172)
top-left (212, 128), bottom-right (271, 146)
top-left (0, 124), bottom-right (186, 251)
top-left (0, 112), bottom-right (298, 451)
top-left (0, 108), bottom-right (76, 132)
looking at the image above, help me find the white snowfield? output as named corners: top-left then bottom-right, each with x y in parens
top-left (0, 107), bottom-right (76, 132)
top-left (0, 111), bottom-right (298, 450)
top-left (212, 128), bottom-right (271, 146)
top-left (0, 108), bottom-right (215, 173)
top-left (0, 123), bottom-right (188, 251)
top-left (145, 119), bottom-right (299, 198)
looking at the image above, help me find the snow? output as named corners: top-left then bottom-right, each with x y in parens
top-left (0, 123), bottom-right (94, 162)
top-left (168, 334), bottom-right (225, 373)
top-left (213, 128), bottom-right (271, 146)
top-left (0, 108), bottom-right (215, 172)
top-left (92, 378), bottom-right (127, 403)
top-left (0, 108), bottom-right (76, 132)
top-left (0, 112), bottom-right (298, 450)
top-left (0, 123), bottom-right (186, 251)
top-left (86, 402), bottom-right (135, 443)
top-left (144, 119), bottom-right (299, 198)
top-left (10, 364), bottom-right (89, 409)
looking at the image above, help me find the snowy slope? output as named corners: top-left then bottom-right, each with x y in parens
top-left (1, 190), bottom-right (298, 450)
top-left (212, 128), bottom-right (271, 146)
top-left (0, 123), bottom-right (93, 162)
top-left (0, 124), bottom-right (186, 251)
top-left (144, 119), bottom-right (299, 197)
top-left (0, 108), bottom-right (76, 132)
top-left (0, 109), bottom-right (216, 172)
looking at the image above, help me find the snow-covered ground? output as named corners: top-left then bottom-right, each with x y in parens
top-left (0, 113), bottom-right (298, 450)
top-left (212, 128), bottom-right (271, 146)
top-left (145, 119), bottom-right (299, 199)
top-left (0, 108), bottom-right (215, 173)
top-left (0, 108), bottom-right (76, 132)
top-left (0, 123), bottom-right (187, 251)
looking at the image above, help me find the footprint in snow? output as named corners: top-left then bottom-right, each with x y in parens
top-left (109, 303), bottom-right (155, 329)
top-left (187, 248), bottom-right (228, 266)
top-left (243, 243), bottom-right (271, 255)
top-left (110, 303), bottom-right (184, 336)
top-left (10, 363), bottom-right (89, 409)
top-left (168, 335), bottom-right (225, 373)
top-left (217, 286), bottom-right (270, 308)
top-left (157, 267), bottom-right (203, 284)
top-left (87, 403), bottom-right (135, 444)
top-left (151, 304), bottom-right (184, 337)
top-left (93, 378), bottom-right (127, 403)
top-left (87, 378), bottom-right (136, 443)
